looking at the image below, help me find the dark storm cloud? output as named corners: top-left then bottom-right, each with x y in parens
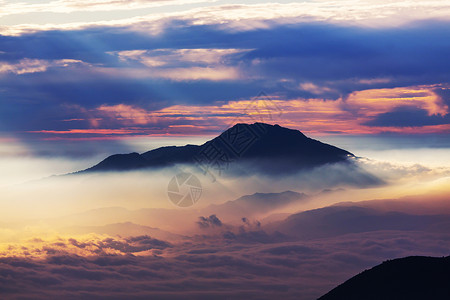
top-left (364, 106), bottom-right (450, 127)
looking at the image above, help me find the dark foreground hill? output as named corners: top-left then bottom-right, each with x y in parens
top-left (318, 256), bottom-right (450, 300)
top-left (79, 123), bottom-right (356, 175)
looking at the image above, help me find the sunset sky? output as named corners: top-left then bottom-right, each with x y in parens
top-left (0, 0), bottom-right (449, 148)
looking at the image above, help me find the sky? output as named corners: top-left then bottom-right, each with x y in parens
top-left (0, 0), bottom-right (449, 151)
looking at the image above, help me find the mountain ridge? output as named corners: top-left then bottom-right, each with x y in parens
top-left (79, 123), bottom-right (355, 174)
top-left (267, 205), bottom-right (450, 239)
top-left (318, 256), bottom-right (450, 300)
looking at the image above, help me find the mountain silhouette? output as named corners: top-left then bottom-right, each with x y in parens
top-left (203, 191), bottom-right (309, 222)
top-left (318, 256), bottom-right (450, 300)
top-left (81, 123), bottom-right (354, 174)
top-left (269, 205), bottom-right (450, 239)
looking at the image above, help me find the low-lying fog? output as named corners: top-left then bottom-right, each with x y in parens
top-left (1, 135), bottom-right (449, 224)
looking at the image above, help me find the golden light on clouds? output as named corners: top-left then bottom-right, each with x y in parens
top-left (149, 84), bottom-right (450, 135)
top-left (345, 86), bottom-right (449, 117)
top-left (26, 84), bottom-right (449, 138)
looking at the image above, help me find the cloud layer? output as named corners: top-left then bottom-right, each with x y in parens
top-left (1, 229), bottom-right (449, 299)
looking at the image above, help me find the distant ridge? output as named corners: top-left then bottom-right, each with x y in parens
top-left (318, 256), bottom-right (450, 300)
top-left (79, 123), bottom-right (354, 174)
top-left (268, 205), bottom-right (450, 239)
top-left (203, 191), bottom-right (309, 221)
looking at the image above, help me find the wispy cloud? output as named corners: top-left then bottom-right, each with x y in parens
top-left (0, 0), bottom-right (216, 17)
top-left (105, 48), bottom-right (249, 81)
top-left (0, 58), bottom-right (86, 75)
top-left (97, 104), bottom-right (157, 125)
top-left (2, 0), bottom-right (450, 35)
top-left (113, 48), bottom-right (249, 66)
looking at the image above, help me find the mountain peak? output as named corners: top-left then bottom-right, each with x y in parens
top-left (225, 122), bottom-right (306, 138)
top-left (80, 123), bottom-right (354, 174)
top-left (210, 122), bottom-right (351, 163)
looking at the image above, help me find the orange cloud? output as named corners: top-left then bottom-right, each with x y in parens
top-left (345, 85), bottom-right (448, 117)
top-left (28, 85), bottom-right (450, 139)
top-left (0, 234), bottom-right (171, 259)
top-left (151, 85), bottom-right (448, 134)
